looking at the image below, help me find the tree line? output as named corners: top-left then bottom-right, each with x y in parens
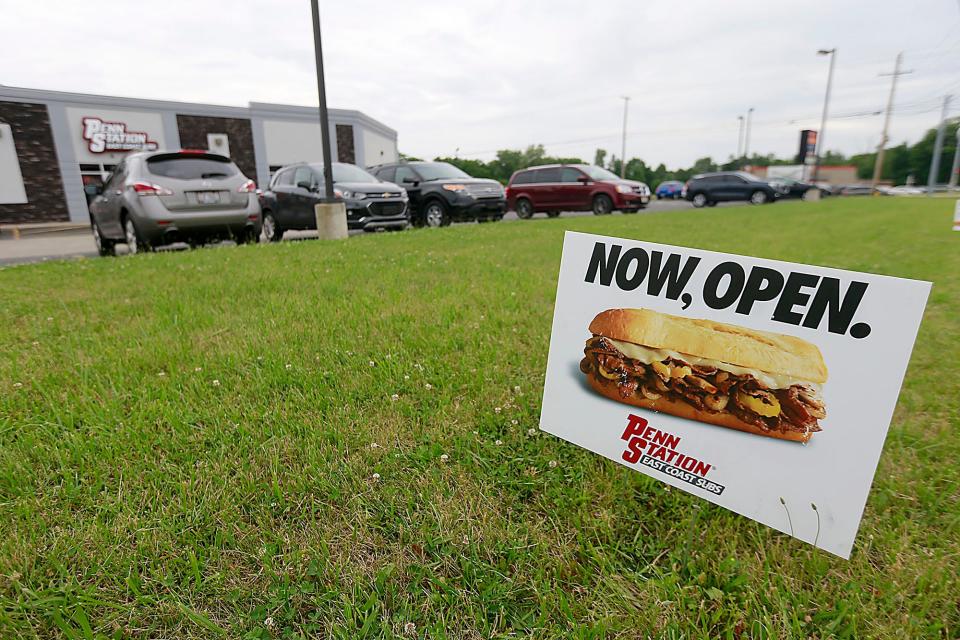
top-left (423, 121), bottom-right (958, 186)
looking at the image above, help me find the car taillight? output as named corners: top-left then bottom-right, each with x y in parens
top-left (131, 181), bottom-right (173, 196)
top-left (237, 179), bottom-right (256, 193)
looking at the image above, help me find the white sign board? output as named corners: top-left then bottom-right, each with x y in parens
top-left (540, 231), bottom-right (930, 558)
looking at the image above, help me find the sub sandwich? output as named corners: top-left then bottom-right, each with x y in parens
top-left (580, 308), bottom-right (827, 442)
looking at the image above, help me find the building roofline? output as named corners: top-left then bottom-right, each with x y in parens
top-left (0, 85), bottom-right (396, 138)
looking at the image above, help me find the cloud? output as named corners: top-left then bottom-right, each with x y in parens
top-left (2, 0), bottom-right (957, 167)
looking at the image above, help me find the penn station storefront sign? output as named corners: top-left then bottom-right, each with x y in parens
top-left (81, 117), bottom-right (159, 154)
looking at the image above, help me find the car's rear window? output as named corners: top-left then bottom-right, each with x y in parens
top-left (511, 171), bottom-right (533, 185)
top-left (147, 154), bottom-right (240, 180)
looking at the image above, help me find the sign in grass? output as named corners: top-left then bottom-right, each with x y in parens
top-left (541, 231), bottom-right (931, 558)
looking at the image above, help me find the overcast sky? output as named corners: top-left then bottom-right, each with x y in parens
top-left (2, 0), bottom-right (958, 168)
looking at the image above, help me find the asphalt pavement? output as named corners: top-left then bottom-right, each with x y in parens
top-left (0, 199), bottom-right (699, 267)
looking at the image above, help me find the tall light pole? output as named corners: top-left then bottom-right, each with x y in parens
top-left (620, 96), bottom-right (630, 178)
top-left (927, 95), bottom-right (952, 195)
top-left (872, 52), bottom-right (911, 189)
top-left (737, 115), bottom-right (745, 161)
top-left (812, 48), bottom-right (836, 184)
top-left (948, 125), bottom-right (960, 189)
top-left (744, 107), bottom-right (755, 163)
top-left (310, 0), bottom-right (334, 202)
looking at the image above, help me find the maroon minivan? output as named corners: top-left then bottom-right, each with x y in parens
top-left (505, 164), bottom-right (650, 218)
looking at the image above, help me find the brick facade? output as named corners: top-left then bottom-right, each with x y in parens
top-left (0, 101), bottom-right (69, 224)
top-left (336, 124), bottom-right (355, 164)
top-left (175, 114), bottom-right (256, 181)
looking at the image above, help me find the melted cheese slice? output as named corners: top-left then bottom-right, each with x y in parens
top-left (604, 337), bottom-right (820, 391)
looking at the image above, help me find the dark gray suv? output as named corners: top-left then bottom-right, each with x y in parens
top-left (86, 150), bottom-right (261, 255)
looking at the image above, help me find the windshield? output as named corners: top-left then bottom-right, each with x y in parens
top-left (310, 163), bottom-right (380, 183)
top-left (414, 162), bottom-right (470, 181)
top-left (581, 165), bottom-right (621, 181)
top-left (146, 154), bottom-right (239, 180)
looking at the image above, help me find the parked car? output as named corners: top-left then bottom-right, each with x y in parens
top-left (506, 164), bottom-right (651, 218)
top-left (85, 150), bottom-right (260, 256)
top-left (258, 162), bottom-right (408, 240)
top-left (683, 171), bottom-right (779, 208)
top-left (768, 177), bottom-right (818, 199)
top-left (878, 185), bottom-right (925, 196)
top-left (369, 161), bottom-right (506, 227)
top-left (655, 180), bottom-right (684, 199)
top-left (839, 184), bottom-right (875, 196)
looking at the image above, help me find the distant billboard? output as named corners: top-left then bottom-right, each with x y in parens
top-left (797, 130), bottom-right (818, 164)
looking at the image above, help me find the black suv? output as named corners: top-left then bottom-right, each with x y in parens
top-left (684, 171), bottom-right (779, 208)
top-left (258, 162), bottom-right (408, 240)
top-left (369, 161), bottom-right (506, 227)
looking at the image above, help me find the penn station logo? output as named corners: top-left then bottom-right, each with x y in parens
top-left (81, 117), bottom-right (159, 154)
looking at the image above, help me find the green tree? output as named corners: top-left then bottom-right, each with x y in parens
top-left (594, 149), bottom-right (607, 167)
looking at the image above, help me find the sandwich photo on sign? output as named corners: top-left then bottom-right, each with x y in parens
top-left (580, 308), bottom-right (827, 443)
top-left (540, 231), bottom-right (931, 558)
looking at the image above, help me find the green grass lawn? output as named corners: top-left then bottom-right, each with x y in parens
top-left (1, 197), bottom-right (957, 639)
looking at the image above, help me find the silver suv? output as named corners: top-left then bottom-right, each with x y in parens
top-left (86, 150), bottom-right (261, 255)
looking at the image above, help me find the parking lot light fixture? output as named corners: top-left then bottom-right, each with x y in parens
top-left (310, 0), bottom-right (335, 202)
top-left (813, 48), bottom-right (837, 184)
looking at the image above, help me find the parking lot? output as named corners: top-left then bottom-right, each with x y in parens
top-left (0, 198), bottom-right (704, 266)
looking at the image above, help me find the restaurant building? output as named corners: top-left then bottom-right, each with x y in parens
top-left (0, 86), bottom-right (399, 224)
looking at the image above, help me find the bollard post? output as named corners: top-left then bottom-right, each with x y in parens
top-left (315, 202), bottom-right (348, 240)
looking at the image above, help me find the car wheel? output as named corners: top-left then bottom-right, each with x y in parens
top-left (423, 200), bottom-right (449, 227)
top-left (592, 194), bottom-right (614, 215)
top-left (261, 211), bottom-right (283, 242)
top-left (691, 193), bottom-right (708, 208)
top-left (515, 198), bottom-right (534, 219)
top-left (123, 216), bottom-right (150, 255)
top-left (750, 190), bottom-right (769, 205)
top-left (546, 211), bottom-right (561, 218)
top-left (91, 221), bottom-right (115, 257)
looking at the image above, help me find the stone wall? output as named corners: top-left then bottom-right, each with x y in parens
top-left (176, 114), bottom-right (257, 181)
top-left (0, 101), bottom-right (69, 224)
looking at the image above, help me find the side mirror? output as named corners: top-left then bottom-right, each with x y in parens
top-left (577, 176), bottom-right (590, 183)
top-left (402, 177), bottom-right (419, 186)
top-left (297, 180), bottom-right (314, 191)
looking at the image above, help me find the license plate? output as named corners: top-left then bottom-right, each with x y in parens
top-left (197, 191), bottom-right (219, 204)
top-left (641, 196), bottom-right (649, 203)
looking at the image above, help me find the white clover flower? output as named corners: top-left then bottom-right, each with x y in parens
top-left (513, 385), bottom-right (521, 393)
top-left (391, 393), bottom-right (400, 401)
top-left (425, 383), bottom-right (433, 390)
top-left (404, 622), bottom-right (416, 635)
top-left (13, 382), bottom-right (23, 389)
top-left (264, 617), bottom-right (275, 628)
top-left (31, 341), bottom-right (39, 346)
top-left (527, 428), bottom-right (537, 436)
top-left (495, 439), bottom-right (503, 446)
top-left (46, 316), bottom-right (53, 321)
top-left (257, 356), bottom-right (264, 361)
top-left (157, 372), bottom-right (166, 377)
top-left (440, 454), bottom-right (449, 463)
top-left (372, 473), bottom-right (381, 481)
top-left (494, 407), bottom-right (502, 414)
top-left (194, 367), bottom-right (202, 372)
top-left (212, 379), bottom-right (221, 387)
top-left (370, 442), bottom-right (380, 449)
top-left (285, 364), bottom-right (292, 370)
top-left (385, 354), bottom-right (392, 360)
top-left (548, 460), bottom-right (558, 468)
top-left (404, 374), bottom-right (410, 380)
top-left (511, 419), bottom-right (518, 426)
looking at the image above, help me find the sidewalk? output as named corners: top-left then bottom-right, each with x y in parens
top-left (0, 229), bottom-right (98, 266)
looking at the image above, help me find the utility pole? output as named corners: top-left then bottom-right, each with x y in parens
top-left (310, 0), bottom-right (334, 202)
top-left (744, 107), bottom-right (755, 164)
top-left (927, 95), bottom-right (952, 195)
top-left (620, 96), bottom-right (630, 178)
top-left (737, 115), bottom-right (745, 161)
top-left (812, 48), bottom-right (837, 184)
top-left (872, 53), bottom-right (912, 189)
top-left (949, 125), bottom-right (960, 189)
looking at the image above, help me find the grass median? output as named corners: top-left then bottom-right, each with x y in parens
top-left (1, 197), bottom-right (957, 638)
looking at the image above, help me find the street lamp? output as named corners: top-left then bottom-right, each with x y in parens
top-left (737, 115), bottom-right (745, 161)
top-left (310, 0), bottom-right (334, 202)
top-left (744, 107), bottom-right (754, 162)
top-left (812, 48), bottom-right (837, 184)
